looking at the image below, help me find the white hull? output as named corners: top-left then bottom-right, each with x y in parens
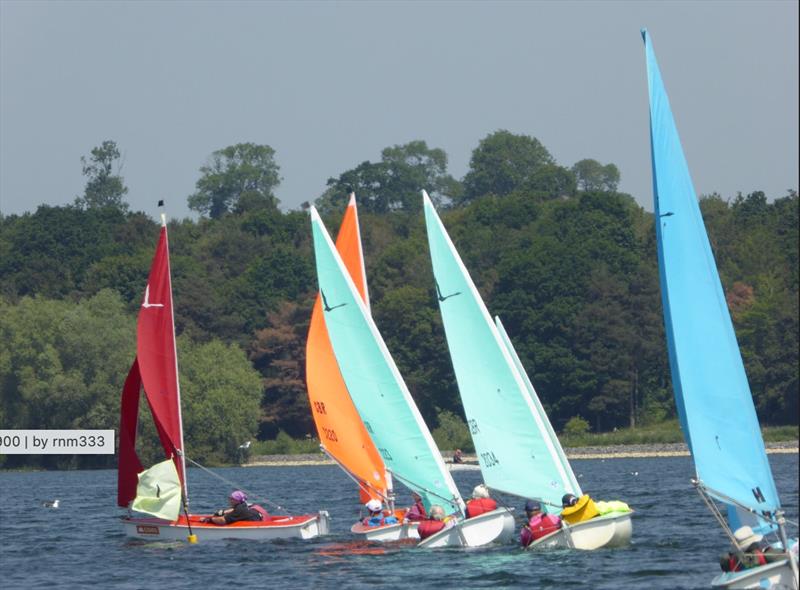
top-left (711, 560), bottom-right (797, 589)
top-left (526, 512), bottom-right (633, 551)
top-left (351, 520), bottom-right (420, 541)
top-left (417, 508), bottom-right (515, 548)
top-left (446, 462), bottom-right (481, 472)
top-left (123, 511), bottom-right (330, 541)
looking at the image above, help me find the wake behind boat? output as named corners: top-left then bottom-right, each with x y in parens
top-left (118, 207), bottom-right (329, 542)
top-left (642, 29), bottom-right (798, 588)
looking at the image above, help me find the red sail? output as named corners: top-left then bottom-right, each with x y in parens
top-left (136, 226), bottom-right (186, 485)
top-left (117, 359), bottom-right (144, 507)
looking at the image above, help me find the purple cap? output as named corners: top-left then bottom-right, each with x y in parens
top-left (230, 490), bottom-right (247, 503)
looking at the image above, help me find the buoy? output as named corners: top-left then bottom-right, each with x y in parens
top-left (187, 534), bottom-right (198, 544)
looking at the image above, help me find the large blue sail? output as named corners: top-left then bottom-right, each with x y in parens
top-left (310, 207), bottom-right (464, 515)
top-left (423, 192), bottom-right (579, 507)
top-left (642, 29), bottom-right (779, 519)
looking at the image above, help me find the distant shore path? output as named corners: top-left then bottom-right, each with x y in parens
top-left (245, 440), bottom-right (798, 467)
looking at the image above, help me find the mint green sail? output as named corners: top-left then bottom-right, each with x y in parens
top-left (131, 458), bottom-right (182, 520)
top-left (310, 207), bottom-right (464, 515)
top-left (495, 316), bottom-right (580, 496)
top-left (423, 192), bottom-right (579, 508)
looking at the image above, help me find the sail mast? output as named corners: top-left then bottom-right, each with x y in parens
top-left (161, 207), bottom-right (188, 503)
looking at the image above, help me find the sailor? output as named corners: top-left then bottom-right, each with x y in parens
top-left (520, 499), bottom-right (561, 547)
top-left (404, 492), bottom-right (427, 522)
top-left (362, 499), bottom-right (398, 527)
top-left (452, 449), bottom-right (464, 464)
top-left (719, 526), bottom-right (781, 572)
top-left (417, 505), bottom-right (456, 539)
top-left (465, 484), bottom-right (497, 518)
top-left (201, 490), bottom-right (262, 525)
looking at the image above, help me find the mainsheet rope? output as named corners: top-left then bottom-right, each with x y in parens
top-left (184, 455), bottom-right (290, 514)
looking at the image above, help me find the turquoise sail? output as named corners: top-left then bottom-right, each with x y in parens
top-left (423, 192), bottom-right (580, 507)
top-left (310, 207), bottom-right (464, 515)
top-left (495, 316), bottom-right (580, 496)
top-left (642, 29), bottom-right (780, 520)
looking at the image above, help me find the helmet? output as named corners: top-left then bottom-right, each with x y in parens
top-left (524, 499), bottom-right (542, 513)
top-left (230, 490), bottom-right (247, 503)
top-left (472, 484), bottom-right (490, 499)
top-left (561, 493), bottom-right (578, 507)
top-left (365, 499), bottom-right (382, 513)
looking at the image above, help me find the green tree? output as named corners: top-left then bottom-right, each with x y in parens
top-left (75, 140), bottom-right (129, 211)
top-left (188, 143), bottom-right (282, 218)
top-left (316, 140), bottom-right (460, 214)
top-left (460, 130), bottom-right (573, 203)
top-left (572, 159), bottom-right (620, 192)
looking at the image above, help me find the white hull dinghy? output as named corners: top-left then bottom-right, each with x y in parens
top-left (642, 29), bottom-right (798, 588)
top-left (118, 208), bottom-right (329, 543)
top-left (310, 207), bottom-right (510, 549)
top-left (123, 512), bottom-right (330, 542)
top-left (350, 520), bottom-right (420, 541)
top-left (525, 511), bottom-right (633, 551)
top-left (417, 508), bottom-right (516, 549)
top-left (423, 192), bottom-right (633, 552)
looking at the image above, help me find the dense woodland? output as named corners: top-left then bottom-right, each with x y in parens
top-left (1, 135), bottom-right (797, 468)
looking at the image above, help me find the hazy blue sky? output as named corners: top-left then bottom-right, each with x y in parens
top-left (1, 1), bottom-right (797, 219)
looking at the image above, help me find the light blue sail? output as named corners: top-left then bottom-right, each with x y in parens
top-left (423, 192), bottom-right (580, 507)
top-left (310, 207), bottom-right (464, 515)
top-left (642, 29), bottom-right (780, 521)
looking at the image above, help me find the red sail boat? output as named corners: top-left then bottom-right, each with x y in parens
top-left (306, 194), bottom-right (419, 541)
top-left (118, 211), bottom-right (330, 541)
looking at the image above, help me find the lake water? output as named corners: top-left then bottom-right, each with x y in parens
top-left (1, 454), bottom-right (797, 589)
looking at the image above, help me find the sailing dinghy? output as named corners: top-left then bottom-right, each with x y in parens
top-left (306, 194), bottom-right (419, 541)
top-left (310, 206), bottom-right (515, 548)
top-left (118, 211), bottom-right (329, 542)
top-left (423, 191), bottom-right (633, 551)
top-left (642, 29), bottom-right (798, 588)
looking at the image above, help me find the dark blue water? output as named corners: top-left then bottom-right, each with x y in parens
top-left (1, 454), bottom-right (797, 589)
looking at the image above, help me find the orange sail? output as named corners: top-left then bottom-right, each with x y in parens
top-left (306, 194), bottom-right (387, 503)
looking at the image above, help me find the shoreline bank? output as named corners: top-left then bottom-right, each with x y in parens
top-left (244, 441), bottom-right (799, 467)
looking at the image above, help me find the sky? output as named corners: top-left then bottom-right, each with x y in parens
top-left (1, 1), bottom-right (797, 220)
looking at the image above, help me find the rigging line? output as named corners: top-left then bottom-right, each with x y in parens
top-left (320, 446), bottom-right (389, 503)
top-left (694, 482), bottom-right (741, 554)
top-left (694, 479), bottom-right (788, 529)
top-left (388, 470), bottom-right (463, 512)
top-left (184, 455), bottom-right (289, 514)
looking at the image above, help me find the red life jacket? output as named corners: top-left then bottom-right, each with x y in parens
top-left (528, 514), bottom-right (561, 540)
top-left (418, 519), bottom-right (446, 539)
top-left (466, 498), bottom-right (497, 518)
top-left (726, 550), bottom-right (767, 572)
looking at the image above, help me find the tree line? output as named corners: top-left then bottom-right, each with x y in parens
top-left (1, 134), bottom-right (796, 467)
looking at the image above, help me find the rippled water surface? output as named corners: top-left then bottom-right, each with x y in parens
top-left (1, 454), bottom-right (797, 589)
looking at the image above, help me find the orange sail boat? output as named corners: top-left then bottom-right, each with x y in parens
top-left (306, 194), bottom-right (420, 541)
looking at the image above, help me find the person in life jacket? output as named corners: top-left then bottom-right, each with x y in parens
top-left (520, 499), bottom-right (562, 547)
top-left (719, 526), bottom-right (781, 572)
top-left (200, 490), bottom-right (263, 525)
top-left (404, 492), bottom-right (427, 522)
top-left (417, 505), bottom-right (456, 540)
top-left (361, 499), bottom-right (398, 527)
top-left (465, 484), bottom-right (498, 518)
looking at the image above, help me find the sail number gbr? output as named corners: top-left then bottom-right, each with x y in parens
top-left (313, 401), bottom-right (327, 415)
top-left (480, 451), bottom-right (500, 468)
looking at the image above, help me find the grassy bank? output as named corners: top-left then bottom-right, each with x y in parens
top-left (248, 422), bottom-right (798, 456)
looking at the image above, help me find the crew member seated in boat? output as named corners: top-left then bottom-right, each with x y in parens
top-left (452, 449), bottom-right (464, 464)
top-left (361, 499), bottom-right (398, 527)
top-left (404, 492), bottom-right (427, 522)
top-left (719, 526), bottom-right (782, 572)
top-left (201, 490), bottom-right (262, 525)
top-left (417, 505), bottom-right (456, 540)
top-left (465, 484), bottom-right (497, 518)
top-left (520, 499), bottom-right (562, 547)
